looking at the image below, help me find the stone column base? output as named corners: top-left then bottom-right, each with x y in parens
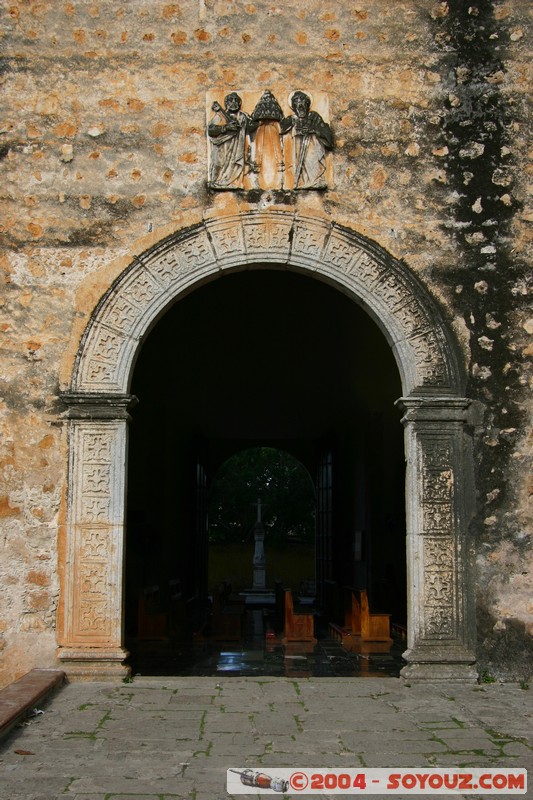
top-left (401, 648), bottom-right (478, 683)
top-left (57, 647), bottom-right (130, 681)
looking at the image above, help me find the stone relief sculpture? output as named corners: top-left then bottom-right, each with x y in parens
top-left (280, 91), bottom-right (334, 190)
top-left (206, 89), bottom-right (333, 191)
top-left (249, 90), bottom-right (285, 190)
top-left (207, 92), bottom-right (258, 190)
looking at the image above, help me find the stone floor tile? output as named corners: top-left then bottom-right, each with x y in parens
top-left (0, 676), bottom-right (530, 800)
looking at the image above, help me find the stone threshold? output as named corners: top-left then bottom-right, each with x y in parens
top-left (0, 668), bottom-right (66, 740)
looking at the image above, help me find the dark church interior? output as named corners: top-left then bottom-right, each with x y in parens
top-left (124, 268), bottom-right (407, 676)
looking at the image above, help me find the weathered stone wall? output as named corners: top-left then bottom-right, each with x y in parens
top-left (0, 0), bottom-right (531, 685)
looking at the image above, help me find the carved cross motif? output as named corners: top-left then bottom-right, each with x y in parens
top-left (81, 497), bottom-right (110, 522)
top-left (83, 464), bottom-right (111, 495)
top-left (79, 601), bottom-right (108, 633)
top-left (84, 434), bottom-right (112, 463)
top-left (81, 529), bottom-right (109, 559)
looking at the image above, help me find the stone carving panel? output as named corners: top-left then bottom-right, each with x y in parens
top-left (81, 497), bottom-right (110, 523)
top-left (205, 216), bottom-right (246, 269)
top-left (422, 529), bottom-right (457, 638)
top-left (424, 468), bottom-right (453, 502)
top-left (99, 293), bottom-right (139, 335)
top-left (424, 604), bottom-right (455, 638)
top-left (421, 436), bottom-right (455, 537)
top-left (82, 463), bottom-right (111, 496)
top-left (77, 324), bottom-right (127, 392)
top-left (80, 527), bottom-right (110, 558)
top-left (425, 570), bottom-right (454, 607)
top-left (66, 421), bottom-right (124, 644)
top-left (78, 596), bottom-right (109, 635)
top-left (418, 434), bottom-right (458, 640)
top-left (424, 442), bottom-right (453, 470)
top-left (85, 357), bottom-right (117, 387)
top-left (179, 229), bottom-right (216, 272)
top-left (423, 502), bottom-right (454, 534)
top-left (408, 332), bottom-right (448, 386)
top-left (145, 249), bottom-right (182, 288)
top-left (376, 273), bottom-right (414, 312)
top-left (206, 90), bottom-right (333, 191)
top-left (242, 215), bottom-right (293, 262)
top-left (323, 236), bottom-right (356, 272)
top-left (126, 270), bottom-right (160, 307)
top-left (75, 527), bottom-right (111, 638)
top-left (104, 296), bottom-right (140, 334)
top-left (424, 536), bottom-right (455, 570)
top-left (289, 219), bottom-right (329, 266)
top-left (83, 433), bottom-right (113, 463)
top-left (351, 250), bottom-right (387, 284)
top-left (391, 298), bottom-right (430, 337)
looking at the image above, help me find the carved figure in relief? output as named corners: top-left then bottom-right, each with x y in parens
top-left (281, 91), bottom-right (334, 189)
top-left (249, 90), bottom-right (285, 190)
top-left (207, 89), bottom-right (333, 191)
top-left (208, 93), bottom-right (258, 190)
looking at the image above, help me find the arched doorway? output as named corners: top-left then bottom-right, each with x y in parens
top-left (123, 270), bottom-right (405, 673)
top-left (58, 212), bottom-right (477, 682)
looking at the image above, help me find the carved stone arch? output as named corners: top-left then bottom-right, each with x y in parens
top-left (71, 212), bottom-right (465, 396)
top-left (59, 211), bottom-right (477, 682)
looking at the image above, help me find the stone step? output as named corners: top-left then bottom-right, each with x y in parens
top-left (0, 669), bottom-right (66, 739)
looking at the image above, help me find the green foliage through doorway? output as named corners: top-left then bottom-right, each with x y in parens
top-left (208, 446), bottom-right (315, 547)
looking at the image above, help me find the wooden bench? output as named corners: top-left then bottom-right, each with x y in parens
top-left (275, 583), bottom-right (316, 643)
top-left (339, 587), bottom-right (392, 642)
top-left (344, 586), bottom-right (361, 635)
top-left (359, 589), bottom-right (391, 642)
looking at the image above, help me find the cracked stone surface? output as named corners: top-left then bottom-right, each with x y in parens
top-left (0, 677), bottom-right (531, 799)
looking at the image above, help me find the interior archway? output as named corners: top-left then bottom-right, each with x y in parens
top-left (124, 269), bottom-right (406, 674)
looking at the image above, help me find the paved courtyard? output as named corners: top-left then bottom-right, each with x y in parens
top-left (0, 676), bottom-right (531, 800)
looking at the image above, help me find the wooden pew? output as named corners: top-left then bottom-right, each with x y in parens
top-left (276, 584), bottom-right (316, 643)
top-left (344, 586), bottom-right (361, 635)
top-left (343, 588), bottom-right (391, 642)
top-left (359, 589), bottom-right (392, 642)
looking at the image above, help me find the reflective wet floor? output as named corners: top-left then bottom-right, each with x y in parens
top-left (127, 608), bottom-right (406, 678)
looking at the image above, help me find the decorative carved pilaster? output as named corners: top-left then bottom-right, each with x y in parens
top-left (397, 396), bottom-right (477, 682)
top-left (57, 393), bottom-right (136, 678)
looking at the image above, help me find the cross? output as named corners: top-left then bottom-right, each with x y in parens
top-left (252, 497), bottom-right (265, 524)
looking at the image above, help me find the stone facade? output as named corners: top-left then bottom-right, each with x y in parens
top-left (0, 0), bottom-right (531, 685)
